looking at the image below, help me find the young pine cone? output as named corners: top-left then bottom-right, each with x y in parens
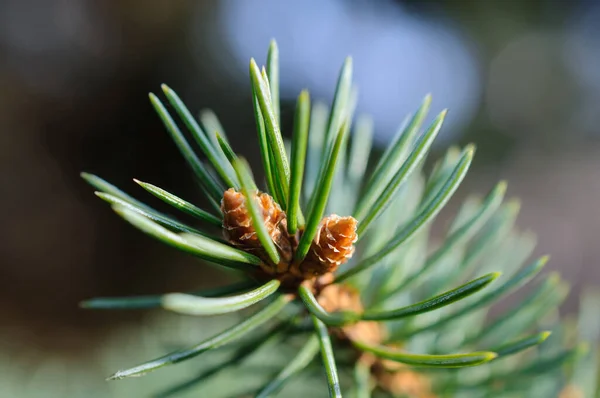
top-left (376, 367), bottom-right (436, 398)
top-left (317, 281), bottom-right (383, 345)
top-left (296, 214), bottom-right (358, 278)
top-left (558, 386), bottom-right (585, 398)
top-left (221, 188), bottom-right (292, 272)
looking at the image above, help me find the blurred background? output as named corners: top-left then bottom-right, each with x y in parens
top-left (1, 0), bottom-right (599, 395)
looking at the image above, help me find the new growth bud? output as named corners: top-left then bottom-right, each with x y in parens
top-left (295, 215), bottom-right (358, 278)
top-left (221, 188), bottom-right (292, 273)
top-left (222, 189), bottom-right (357, 280)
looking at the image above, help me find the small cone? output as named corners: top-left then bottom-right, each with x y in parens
top-left (559, 385), bottom-right (585, 398)
top-left (317, 281), bottom-right (383, 345)
top-left (221, 188), bottom-right (257, 246)
top-left (297, 214), bottom-right (357, 278)
top-left (376, 367), bottom-right (436, 398)
top-left (221, 188), bottom-right (292, 270)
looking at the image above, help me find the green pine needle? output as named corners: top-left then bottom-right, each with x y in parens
top-left (336, 144), bottom-right (474, 283)
top-left (382, 180), bottom-right (506, 296)
top-left (288, 90), bottom-right (310, 234)
top-left (95, 192), bottom-right (213, 238)
top-left (352, 341), bottom-right (497, 368)
top-left (160, 85), bottom-right (238, 188)
top-left (468, 273), bottom-right (560, 344)
top-left (346, 114), bottom-right (374, 200)
top-left (298, 285), bottom-right (361, 326)
top-left (154, 325), bottom-right (289, 397)
top-left (353, 362), bottom-right (372, 398)
top-left (396, 255), bottom-right (548, 338)
top-left (107, 295), bottom-right (290, 380)
top-left (233, 158), bottom-right (281, 266)
top-left (251, 84), bottom-right (282, 207)
top-left (361, 272), bottom-right (500, 321)
top-left (112, 205), bottom-right (260, 270)
top-left (148, 93), bottom-right (223, 204)
top-left (161, 279), bottom-right (281, 316)
top-left (437, 199), bottom-right (522, 292)
top-left (133, 179), bottom-right (223, 227)
top-left (355, 109), bottom-right (447, 235)
top-left (216, 132), bottom-right (237, 165)
top-left (489, 331), bottom-right (552, 358)
top-left (81, 172), bottom-right (152, 211)
top-left (312, 315), bottom-right (343, 398)
top-left (461, 344), bottom-right (587, 388)
top-left (266, 40), bottom-right (280, 124)
top-left (255, 336), bottom-right (320, 398)
top-left (357, 95), bottom-right (431, 216)
top-left (79, 280), bottom-right (258, 310)
top-left (199, 108), bottom-right (229, 146)
top-left (250, 59), bottom-right (290, 205)
top-left (323, 57), bottom-right (353, 157)
top-left (304, 102), bottom-right (329, 201)
top-left (295, 121), bottom-right (349, 263)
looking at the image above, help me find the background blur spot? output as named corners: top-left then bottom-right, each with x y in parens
top-left (212, 0), bottom-right (481, 145)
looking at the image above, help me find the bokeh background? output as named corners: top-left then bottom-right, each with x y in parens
top-left (1, 0), bottom-right (599, 395)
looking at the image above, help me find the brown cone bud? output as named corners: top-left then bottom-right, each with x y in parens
top-left (297, 214), bottom-right (357, 277)
top-left (559, 386), bottom-right (585, 398)
top-left (376, 367), bottom-right (435, 398)
top-left (316, 281), bottom-right (383, 345)
top-left (221, 188), bottom-right (292, 271)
